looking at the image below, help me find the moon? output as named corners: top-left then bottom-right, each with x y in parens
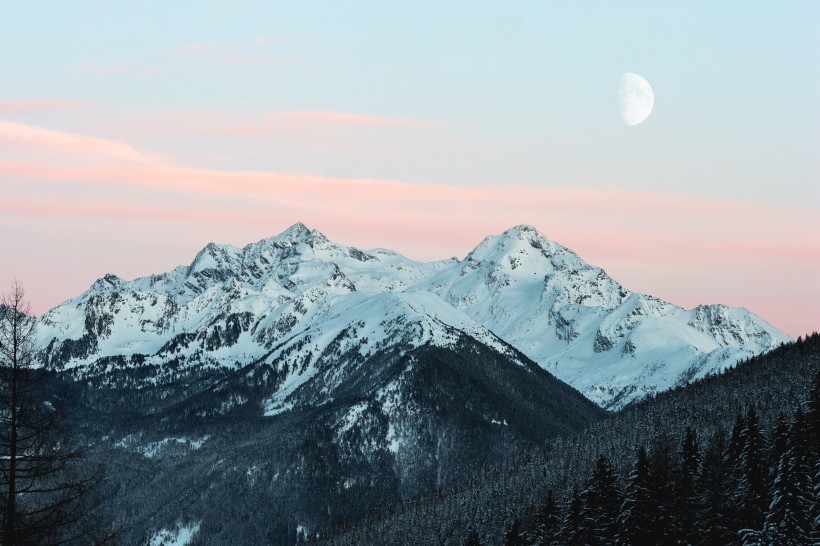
top-left (619, 73), bottom-right (654, 126)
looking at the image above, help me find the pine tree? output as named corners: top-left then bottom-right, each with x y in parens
top-left (580, 454), bottom-right (621, 545)
top-left (740, 441), bottom-right (810, 546)
top-left (0, 281), bottom-right (112, 545)
top-left (770, 413), bottom-right (790, 471)
top-left (616, 446), bottom-right (653, 546)
top-left (528, 490), bottom-right (559, 546)
top-left (673, 427), bottom-right (700, 545)
top-left (733, 406), bottom-right (770, 537)
top-left (810, 461), bottom-right (820, 545)
top-left (763, 445), bottom-right (809, 544)
top-left (808, 371), bottom-right (820, 460)
top-left (643, 433), bottom-right (676, 543)
top-left (697, 427), bottom-right (734, 545)
top-left (504, 517), bottom-right (523, 546)
top-left (727, 413), bottom-right (746, 474)
top-left (560, 488), bottom-right (584, 546)
top-left (464, 528), bottom-right (482, 546)
top-left (808, 372), bottom-right (820, 544)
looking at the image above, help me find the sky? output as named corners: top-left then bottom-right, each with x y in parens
top-left (1, 1), bottom-right (818, 337)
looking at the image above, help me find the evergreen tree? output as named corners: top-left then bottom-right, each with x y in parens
top-left (616, 446), bottom-right (653, 546)
top-left (726, 413), bottom-right (746, 473)
top-left (504, 517), bottom-right (523, 546)
top-left (0, 281), bottom-right (112, 545)
top-left (789, 410), bottom-right (814, 528)
top-left (528, 490), bottom-right (560, 546)
top-left (811, 461), bottom-right (820, 545)
top-left (807, 370), bottom-right (820, 545)
top-left (580, 454), bottom-right (621, 545)
top-left (808, 370), bottom-right (820, 461)
top-left (560, 489), bottom-right (584, 546)
top-left (763, 446), bottom-right (809, 544)
top-left (464, 528), bottom-right (481, 546)
top-left (673, 427), bottom-right (700, 545)
top-left (643, 433), bottom-right (676, 543)
top-left (733, 406), bottom-right (770, 538)
top-left (770, 413), bottom-right (790, 473)
top-left (740, 436), bottom-right (811, 546)
top-left (697, 427), bottom-right (734, 545)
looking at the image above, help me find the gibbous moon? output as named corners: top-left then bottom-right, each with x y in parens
top-left (619, 73), bottom-right (654, 126)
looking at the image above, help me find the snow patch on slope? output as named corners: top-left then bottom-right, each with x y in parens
top-left (148, 521), bottom-right (201, 546)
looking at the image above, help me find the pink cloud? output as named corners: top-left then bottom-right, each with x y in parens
top-left (252, 36), bottom-right (279, 46)
top-left (90, 109), bottom-right (435, 141)
top-left (176, 42), bottom-right (225, 55)
top-left (0, 99), bottom-right (81, 115)
top-left (0, 120), bottom-right (817, 336)
top-left (78, 63), bottom-right (159, 75)
top-left (0, 121), bottom-right (164, 163)
top-left (174, 39), bottom-right (289, 66)
top-left (266, 110), bottom-right (433, 127)
top-left (227, 54), bottom-right (289, 65)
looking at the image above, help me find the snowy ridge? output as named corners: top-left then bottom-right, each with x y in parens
top-left (37, 223), bottom-right (789, 409)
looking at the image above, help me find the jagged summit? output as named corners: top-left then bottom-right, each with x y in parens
top-left (247, 221), bottom-right (331, 250)
top-left (280, 220), bottom-right (311, 237)
top-left (466, 224), bottom-right (585, 271)
top-left (90, 273), bottom-right (123, 292)
top-left (188, 241), bottom-right (242, 274)
top-left (37, 224), bottom-right (789, 409)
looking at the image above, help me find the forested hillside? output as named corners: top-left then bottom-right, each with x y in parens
top-left (316, 334), bottom-right (820, 545)
top-left (65, 335), bottom-right (602, 545)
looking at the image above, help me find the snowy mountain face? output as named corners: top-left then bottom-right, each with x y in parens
top-left (38, 222), bottom-right (788, 410)
top-left (34, 223), bottom-right (790, 542)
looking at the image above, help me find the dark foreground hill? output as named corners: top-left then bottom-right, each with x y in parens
top-left (316, 334), bottom-right (820, 546)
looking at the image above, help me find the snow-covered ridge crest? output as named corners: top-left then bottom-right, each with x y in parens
top-left (36, 223), bottom-right (790, 409)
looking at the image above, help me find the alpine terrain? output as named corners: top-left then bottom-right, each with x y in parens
top-left (39, 222), bottom-right (788, 410)
top-left (24, 222), bottom-right (790, 543)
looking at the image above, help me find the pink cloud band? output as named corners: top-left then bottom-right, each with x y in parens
top-left (0, 99), bottom-right (80, 115)
top-left (0, 119), bottom-right (817, 336)
top-left (266, 110), bottom-right (433, 127)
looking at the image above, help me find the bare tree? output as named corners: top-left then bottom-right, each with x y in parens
top-left (0, 280), bottom-right (112, 545)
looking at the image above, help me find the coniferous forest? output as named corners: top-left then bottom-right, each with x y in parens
top-left (314, 334), bottom-right (820, 546)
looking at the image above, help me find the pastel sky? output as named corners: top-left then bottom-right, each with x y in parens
top-left (1, 2), bottom-right (818, 337)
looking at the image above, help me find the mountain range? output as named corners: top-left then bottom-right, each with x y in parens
top-left (24, 222), bottom-right (795, 543)
top-left (38, 222), bottom-right (788, 410)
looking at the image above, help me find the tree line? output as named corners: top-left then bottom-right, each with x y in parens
top-left (316, 334), bottom-right (820, 545)
top-left (495, 395), bottom-right (818, 545)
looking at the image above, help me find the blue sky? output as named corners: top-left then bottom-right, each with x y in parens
top-left (4, 2), bottom-right (817, 196)
top-left (1, 2), bottom-right (818, 335)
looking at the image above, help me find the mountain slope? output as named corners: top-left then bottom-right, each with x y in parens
top-left (38, 223), bottom-right (788, 409)
top-left (317, 334), bottom-right (820, 546)
top-left (424, 225), bottom-right (788, 407)
top-left (68, 330), bottom-right (604, 544)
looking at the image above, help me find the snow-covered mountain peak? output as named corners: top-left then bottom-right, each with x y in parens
top-left (36, 224), bottom-right (790, 409)
top-left (89, 273), bottom-right (124, 294)
top-left (259, 222), bottom-right (334, 251)
top-left (188, 242), bottom-right (242, 276)
top-left (277, 221), bottom-right (311, 240)
top-left (686, 304), bottom-right (781, 349)
top-left (463, 224), bottom-right (586, 275)
top-left (241, 224), bottom-right (356, 272)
